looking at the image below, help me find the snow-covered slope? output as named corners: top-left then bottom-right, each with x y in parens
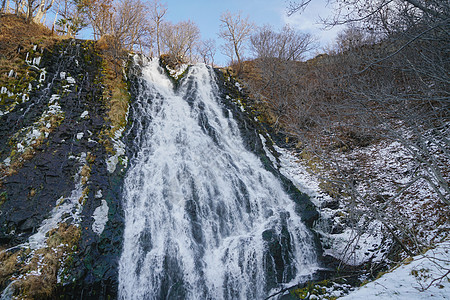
top-left (341, 241), bottom-right (450, 299)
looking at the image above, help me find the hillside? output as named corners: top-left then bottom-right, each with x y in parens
top-left (0, 14), bottom-right (127, 298)
top-left (233, 30), bottom-right (449, 298)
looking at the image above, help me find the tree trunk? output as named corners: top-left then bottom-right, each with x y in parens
top-left (33, 0), bottom-right (55, 23)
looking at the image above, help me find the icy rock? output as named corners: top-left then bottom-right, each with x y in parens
top-left (33, 57), bottom-right (41, 66)
top-left (95, 190), bottom-right (103, 199)
top-left (92, 200), bottom-right (109, 235)
top-left (80, 111), bottom-right (89, 119)
top-left (39, 70), bottom-right (46, 83)
top-left (3, 157), bottom-right (11, 166)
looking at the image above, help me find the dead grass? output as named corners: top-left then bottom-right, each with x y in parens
top-left (0, 251), bottom-right (20, 286)
top-left (80, 164), bottom-right (91, 185)
top-left (0, 14), bottom-right (66, 88)
top-left (9, 223), bottom-right (81, 299)
top-left (97, 49), bottom-right (130, 154)
top-left (0, 14), bottom-right (70, 57)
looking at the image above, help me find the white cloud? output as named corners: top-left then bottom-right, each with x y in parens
top-left (280, 1), bottom-right (344, 52)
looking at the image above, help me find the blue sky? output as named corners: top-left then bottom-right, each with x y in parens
top-left (70, 0), bottom-right (341, 65)
top-left (163, 0), bottom-right (342, 65)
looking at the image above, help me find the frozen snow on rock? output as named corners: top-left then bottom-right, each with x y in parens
top-left (106, 126), bottom-right (127, 173)
top-left (32, 56), bottom-right (41, 66)
top-left (66, 77), bottom-right (76, 84)
top-left (25, 52), bottom-right (31, 64)
top-left (341, 241), bottom-right (450, 299)
top-left (274, 145), bottom-right (333, 210)
top-left (95, 189), bottom-right (103, 199)
top-left (92, 200), bottom-right (109, 235)
top-left (167, 64), bottom-right (188, 79)
top-left (76, 132), bottom-right (84, 140)
top-left (3, 157), bottom-right (11, 166)
top-left (27, 128), bottom-right (41, 141)
top-left (323, 222), bottom-right (386, 266)
top-left (16, 142), bottom-right (25, 152)
top-left (260, 134), bottom-right (277, 166)
top-left (39, 69), bottom-right (46, 83)
top-left (80, 111), bottom-right (89, 119)
top-left (274, 145), bottom-right (388, 265)
top-left (49, 94), bottom-right (60, 103)
top-left (27, 153), bottom-right (88, 249)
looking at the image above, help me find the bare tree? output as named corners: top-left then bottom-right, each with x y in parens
top-left (287, 0), bottom-right (449, 30)
top-left (218, 10), bottom-right (254, 69)
top-left (160, 20), bottom-right (200, 63)
top-left (32, 0), bottom-right (55, 22)
top-left (1, 0), bottom-right (9, 13)
top-left (334, 24), bottom-right (377, 53)
top-left (251, 24), bottom-right (314, 61)
top-left (112, 0), bottom-right (152, 53)
top-left (279, 0), bottom-right (450, 263)
top-left (196, 39), bottom-right (216, 66)
top-left (18, 0), bottom-right (54, 22)
top-left (149, 0), bottom-right (167, 57)
top-left (79, 0), bottom-right (114, 39)
top-left (53, 0), bottom-right (87, 37)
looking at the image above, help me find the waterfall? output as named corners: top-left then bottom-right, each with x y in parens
top-left (118, 58), bottom-right (318, 299)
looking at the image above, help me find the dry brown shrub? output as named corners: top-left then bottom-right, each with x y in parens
top-left (0, 251), bottom-right (19, 286)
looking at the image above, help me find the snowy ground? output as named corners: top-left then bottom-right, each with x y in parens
top-left (273, 144), bottom-right (389, 266)
top-left (341, 241), bottom-right (450, 299)
top-left (267, 135), bottom-right (449, 299)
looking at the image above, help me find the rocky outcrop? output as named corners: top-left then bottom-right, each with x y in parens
top-left (0, 39), bottom-right (126, 299)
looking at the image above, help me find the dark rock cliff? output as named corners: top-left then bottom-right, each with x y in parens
top-left (0, 39), bottom-right (125, 299)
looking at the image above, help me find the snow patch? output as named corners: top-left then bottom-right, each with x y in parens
top-left (341, 241), bottom-right (450, 299)
top-left (66, 76), bottom-right (76, 84)
top-left (39, 69), bottom-right (46, 83)
top-left (33, 56), bottom-right (41, 66)
top-left (95, 189), bottom-right (103, 199)
top-left (3, 157), bottom-right (11, 166)
top-left (275, 145), bottom-right (388, 265)
top-left (260, 134), bottom-right (277, 167)
top-left (28, 153), bottom-right (87, 249)
top-left (80, 111), bottom-right (89, 119)
top-left (92, 200), bottom-right (109, 235)
top-left (167, 64), bottom-right (188, 79)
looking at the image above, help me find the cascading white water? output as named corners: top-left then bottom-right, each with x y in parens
top-left (118, 59), bottom-right (319, 300)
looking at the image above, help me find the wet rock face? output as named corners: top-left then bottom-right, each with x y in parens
top-left (0, 40), bottom-right (124, 298)
top-left (213, 69), bottom-right (319, 228)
